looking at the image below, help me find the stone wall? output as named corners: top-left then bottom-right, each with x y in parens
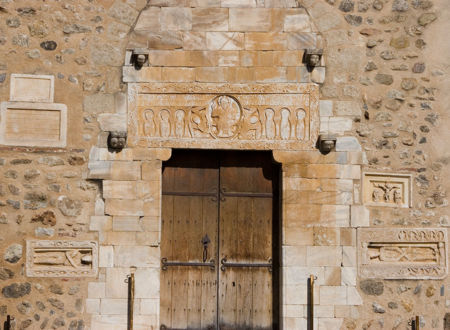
top-left (0, 0), bottom-right (448, 329)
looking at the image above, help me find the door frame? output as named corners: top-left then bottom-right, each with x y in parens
top-left (160, 149), bottom-right (282, 329)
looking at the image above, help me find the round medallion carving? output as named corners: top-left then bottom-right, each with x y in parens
top-left (207, 95), bottom-right (242, 139)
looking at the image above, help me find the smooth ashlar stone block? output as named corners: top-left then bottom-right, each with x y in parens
top-left (10, 74), bottom-right (54, 102)
top-left (192, 8), bottom-right (228, 31)
top-left (229, 8), bottom-right (272, 31)
top-left (206, 32), bottom-right (244, 50)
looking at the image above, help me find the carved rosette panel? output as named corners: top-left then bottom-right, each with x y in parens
top-left (363, 172), bottom-right (412, 208)
top-left (127, 83), bottom-right (319, 150)
top-left (26, 240), bottom-right (98, 277)
top-left (358, 228), bottom-right (448, 279)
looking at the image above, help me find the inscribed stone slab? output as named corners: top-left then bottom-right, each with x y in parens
top-left (10, 74), bottom-right (54, 102)
top-left (0, 101), bottom-right (67, 147)
top-left (26, 240), bottom-right (98, 277)
top-left (362, 172), bottom-right (412, 208)
top-left (358, 228), bottom-right (447, 279)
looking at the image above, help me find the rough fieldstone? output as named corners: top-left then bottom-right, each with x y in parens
top-left (26, 49), bottom-right (40, 59)
top-left (17, 7), bottom-right (36, 16)
top-left (373, 0), bottom-right (383, 10)
top-left (412, 62), bottom-right (425, 73)
top-left (418, 12), bottom-right (437, 26)
top-left (6, 200), bottom-right (20, 209)
top-left (28, 21), bottom-right (49, 38)
top-left (0, 73), bottom-right (5, 83)
top-left (360, 279), bottom-right (384, 295)
top-left (31, 211), bottom-right (56, 226)
top-left (413, 0), bottom-right (433, 9)
top-left (24, 169), bottom-right (40, 180)
top-left (4, 244), bottom-right (22, 263)
top-left (19, 319), bottom-right (32, 329)
top-left (2, 283), bottom-right (31, 298)
top-left (108, 0), bottom-right (139, 26)
top-left (68, 286), bottom-right (80, 295)
top-left (365, 61), bottom-right (377, 71)
top-left (40, 40), bottom-right (57, 51)
top-left (52, 317), bottom-right (65, 328)
top-left (24, 192), bottom-right (47, 210)
top-left (17, 301), bottom-right (32, 315)
top-left (380, 50), bottom-right (396, 60)
top-left (6, 17), bottom-right (20, 28)
top-left (35, 227), bottom-right (54, 237)
top-left (339, 0), bottom-right (355, 12)
top-left (372, 302), bottom-right (386, 313)
top-left (48, 298), bottom-right (64, 311)
top-left (5, 170), bottom-right (18, 179)
top-left (390, 35), bottom-right (409, 49)
top-left (58, 196), bottom-right (82, 217)
top-left (49, 284), bottom-right (63, 295)
top-left (345, 14), bottom-right (362, 26)
top-left (375, 73), bottom-right (393, 85)
top-left (63, 24), bottom-right (92, 34)
top-left (69, 320), bottom-right (85, 330)
top-left (83, 93), bottom-right (115, 114)
top-left (392, 0), bottom-right (409, 11)
top-left (36, 301), bottom-right (45, 311)
top-left (0, 268), bottom-right (14, 280)
top-left (91, 43), bottom-right (123, 66)
top-left (38, 156), bottom-right (64, 166)
top-left (401, 78), bottom-right (417, 90)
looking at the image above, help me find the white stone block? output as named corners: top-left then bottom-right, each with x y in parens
top-left (99, 245), bottom-right (114, 268)
top-left (139, 298), bottom-right (159, 315)
top-left (334, 100), bottom-right (361, 116)
top-left (283, 13), bottom-right (311, 32)
top-left (318, 317), bottom-right (343, 330)
top-left (106, 267), bottom-right (129, 298)
top-left (97, 113), bottom-right (127, 131)
top-left (311, 67), bottom-right (325, 84)
top-left (350, 205), bottom-right (369, 227)
top-left (100, 298), bottom-right (128, 315)
top-left (319, 100), bottom-right (333, 117)
top-left (315, 305), bottom-right (334, 317)
top-left (284, 317), bottom-right (308, 329)
top-left (342, 246), bottom-right (356, 267)
top-left (283, 304), bottom-right (305, 318)
top-left (135, 268), bottom-right (160, 299)
top-left (113, 216), bottom-right (143, 232)
top-left (114, 246), bottom-right (159, 267)
top-left (306, 246), bottom-right (342, 267)
top-left (328, 117), bottom-right (353, 134)
top-left (284, 284), bottom-right (307, 304)
top-left (319, 286), bottom-right (347, 305)
top-left (86, 298), bottom-right (100, 314)
top-left (341, 267), bottom-right (356, 286)
top-left (335, 136), bottom-right (362, 152)
top-left (90, 216), bottom-right (112, 232)
top-left (283, 266), bottom-right (324, 285)
top-left (10, 74), bottom-right (54, 102)
top-left (347, 286), bottom-right (363, 305)
top-left (88, 282), bottom-right (106, 298)
top-left (283, 246), bottom-right (307, 266)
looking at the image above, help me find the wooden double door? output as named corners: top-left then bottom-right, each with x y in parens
top-left (161, 150), bottom-right (280, 330)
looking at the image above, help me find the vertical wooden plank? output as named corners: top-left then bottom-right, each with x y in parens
top-left (160, 195), bottom-right (173, 328)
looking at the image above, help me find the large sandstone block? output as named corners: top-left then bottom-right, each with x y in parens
top-left (192, 8), bottom-right (228, 31)
top-left (105, 199), bottom-right (144, 216)
top-left (10, 74), bottom-right (54, 102)
top-left (229, 8), bottom-right (272, 31)
top-left (206, 32), bottom-right (244, 50)
top-left (245, 32), bottom-right (287, 50)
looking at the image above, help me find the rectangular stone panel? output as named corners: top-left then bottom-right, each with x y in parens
top-left (26, 240), bottom-right (98, 277)
top-left (362, 172), bottom-right (412, 208)
top-left (0, 102), bottom-right (67, 147)
top-left (358, 228), bottom-right (447, 279)
top-left (10, 74), bottom-right (54, 102)
top-left (128, 83), bottom-right (319, 150)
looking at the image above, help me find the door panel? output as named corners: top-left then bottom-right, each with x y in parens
top-left (161, 150), bottom-right (278, 330)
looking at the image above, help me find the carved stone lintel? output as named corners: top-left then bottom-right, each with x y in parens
top-left (358, 228), bottom-right (447, 280)
top-left (26, 240), bottom-right (98, 277)
top-left (128, 83), bottom-right (319, 151)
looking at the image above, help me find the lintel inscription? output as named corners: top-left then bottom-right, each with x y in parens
top-left (358, 228), bottom-right (447, 280)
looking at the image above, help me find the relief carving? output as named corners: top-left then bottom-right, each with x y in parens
top-left (358, 228), bottom-right (447, 279)
top-left (363, 172), bottom-right (412, 208)
top-left (129, 83), bottom-right (319, 150)
top-left (26, 240), bottom-right (98, 277)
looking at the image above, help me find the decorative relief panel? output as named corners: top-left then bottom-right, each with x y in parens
top-left (128, 83), bottom-right (319, 150)
top-left (26, 240), bottom-right (98, 277)
top-left (358, 228), bottom-right (447, 279)
top-left (363, 172), bottom-right (412, 208)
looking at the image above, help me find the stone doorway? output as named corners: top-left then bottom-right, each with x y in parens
top-left (160, 149), bottom-right (280, 329)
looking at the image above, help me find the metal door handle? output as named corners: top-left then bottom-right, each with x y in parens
top-left (220, 257), bottom-right (272, 272)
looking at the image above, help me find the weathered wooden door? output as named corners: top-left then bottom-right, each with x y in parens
top-left (161, 150), bottom-right (279, 330)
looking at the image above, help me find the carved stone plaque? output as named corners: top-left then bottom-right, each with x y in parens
top-left (0, 102), bottom-right (67, 147)
top-left (26, 240), bottom-right (98, 277)
top-left (358, 228), bottom-right (447, 279)
top-left (363, 172), bottom-right (412, 208)
top-left (128, 83), bottom-right (319, 150)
